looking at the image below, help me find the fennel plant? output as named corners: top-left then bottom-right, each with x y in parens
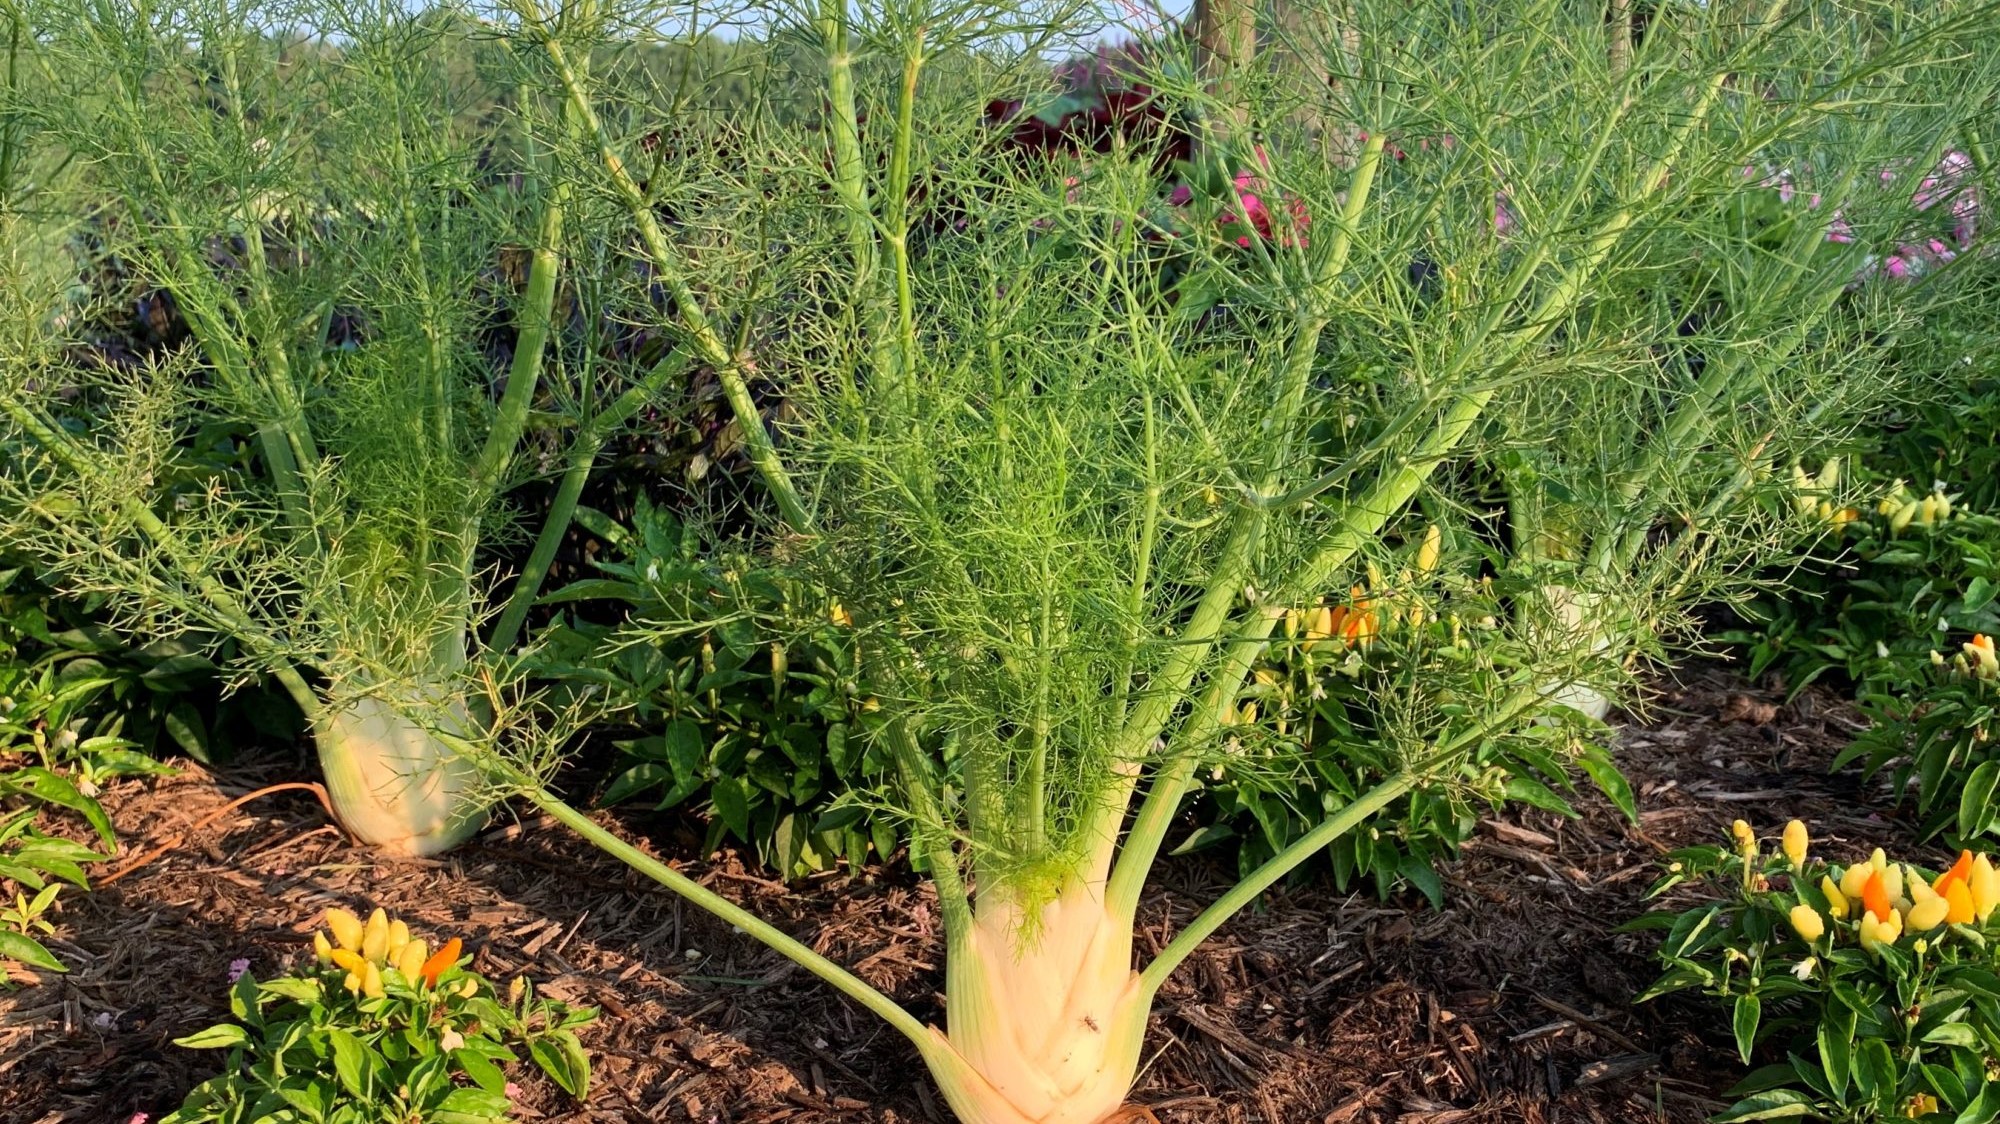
top-left (480, 0), bottom-right (2000, 1119)
top-left (0, 2), bottom-right (678, 853)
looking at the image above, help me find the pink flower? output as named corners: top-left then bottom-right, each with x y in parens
top-left (1167, 183), bottom-right (1192, 207)
top-left (1221, 154), bottom-right (1309, 248)
top-left (1494, 192), bottom-right (1516, 237)
top-left (127, 1116), bottom-right (150, 1124)
top-left (227, 958), bottom-right (251, 983)
top-left (505, 1082), bottom-right (523, 1100)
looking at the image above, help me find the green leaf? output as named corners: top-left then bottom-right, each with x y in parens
top-left (1733, 992), bottom-right (1762, 1065)
top-left (1578, 743), bottom-right (1637, 823)
top-left (164, 702), bottom-right (216, 765)
top-left (1957, 1083), bottom-right (2000, 1124)
top-left (327, 1028), bottom-right (372, 1099)
top-left (454, 1048), bottom-right (509, 1095)
top-left (1397, 854), bottom-right (1445, 909)
top-left (710, 775), bottom-right (752, 842)
top-left (6, 767), bottom-right (114, 847)
top-left (1963, 761), bottom-right (2000, 840)
top-left (1926, 1022), bottom-right (1982, 1048)
top-left (0, 930), bottom-right (66, 972)
top-left (1818, 1007), bottom-right (1852, 1100)
top-left (1502, 773), bottom-right (1577, 817)
top-left (173, 1023), bottom-right (250, 1049)
top-left (527, 1030), bottom-right (593, 1098)
top-left (1713, 1089), bottom-right (1816, 1121)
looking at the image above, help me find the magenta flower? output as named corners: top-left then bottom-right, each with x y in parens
top-left (227, 958), bottom-right (251, 983)
top-left (1220, 154), bottom-right (1309, 248)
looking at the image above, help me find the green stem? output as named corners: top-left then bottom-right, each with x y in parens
top-left (522, 785), bottom-right (933, 1049)
top-left (819, 0), bottom-right (875, 286)
top-left (1138, 771), bottom-right (1412, 996)
top-left (884, 37), bottom-right (924, 384)
top-left (488, 350), bottom-right (691, 654)
top-left (1136, 680), bottom-right (1548, 996)
top-left (470, 186), bottom-right (567, 505)
top-left (515, 5), bottom-right (810, 534)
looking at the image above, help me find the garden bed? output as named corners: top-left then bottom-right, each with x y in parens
top-left (0, 665), bottom-right (1922, 1124)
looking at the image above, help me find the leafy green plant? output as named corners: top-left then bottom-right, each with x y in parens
top-left (167, 907), bottom-right (594, 1124)
top-left (473, 0), bottom-right (2000, 1118)
top-left (528, 498), bottom-right (896, 877)
top-left (0, 761), bottom-right (113, 981)
top-left (1634, 820), bottom-right (2000, 1122)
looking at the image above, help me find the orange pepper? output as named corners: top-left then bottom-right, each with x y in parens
top-left (1862, 868), bottom-right (1893, 923)
top-left (1937, 849), bottom-right (1976, 897)
top-left (419, 937), bottom-right (463, 987)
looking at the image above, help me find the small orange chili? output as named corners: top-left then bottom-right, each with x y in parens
top-left (1938, 849), bottom-right (1976, 897)
top-left (1862, 868), bottom-right (1893, 923)
top-left (420, 937), bottom-right (463, 987)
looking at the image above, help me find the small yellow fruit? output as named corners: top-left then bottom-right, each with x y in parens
top-left (1907, 896), bottom-right (1950, 933)
top-left (1789, 904), bottom-right (1826, 942)
top-left (1782, 820), bottom-right (1809, 868)
top-left (325, 908), bottom-right (364, 952)
top-left (361, 908), bottom-right (390, 962)
top-left (1820, 875), bottom-right (1850, 920)
top-left (313, 931), bottom-right (334, 965)
top-left (361, 960), bottom-right (385, 999)
top-left (396, 940), bottom-right (428, 981)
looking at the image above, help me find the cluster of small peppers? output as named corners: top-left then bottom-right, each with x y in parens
top-left (1280, 524), bottom-right (1444, 660)
top-left (1787, 458), bottom-right (1959, 537)
top-left (312, 907), bottom-right (467, 1000)
top-left (1749, 819), bottom-right (2000, 959)
top-left (1933, 633), bottom-right (1999, 684)
top-left (1875, 480), bottom-right (1959, 536)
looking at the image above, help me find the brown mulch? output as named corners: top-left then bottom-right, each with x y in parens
top-left (0, 664), bottom-right (1945, 1124)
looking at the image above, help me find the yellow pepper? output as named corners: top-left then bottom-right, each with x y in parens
top-left (325, 908), bottom-right (364, 952)
top-left (396, 940), bottom-right (429, 982)
top-left (1973, 854), bottom-right (2000, 920)
top-left (386, 919), bottom-right (410, 961)
top-left (360, 960), bottom-right (384, 999)
top-left (313, 931), bottom-right (335, 965)
top-left (1907, 896), bottom-right (1950, 933)
top-left (1782, 820), bottom-right (1808, 868)
top-left (1788, 904), bottom-right (1825, 942)
top-left (1415, 524), bottom-right (1442, 575)
top-left (361, 908), bottom-right (390, 963)
top-left (1820, 875), bottom-right (1850, 920)
top-left (1840, 859), bottom-right (1875, 900)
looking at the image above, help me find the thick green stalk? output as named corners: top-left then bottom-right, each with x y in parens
top-left (819, 0), bottom-right (876, 286)
top-left (515, 5), bottom-right (810, 533)
top-left (488, 351), bottom-right (691, 654)
top-left (521, 784), bottom-right (934, 1049)
top-left (884, 39), bottom-right (925, 383)
top-left (1137, 680), bottom-right (1547, 996)
top-left (469, 190), bottom-right (567, 505)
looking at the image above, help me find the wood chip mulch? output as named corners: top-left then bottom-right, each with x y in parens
top-left (0, 664), bottom-right (1945, 1124)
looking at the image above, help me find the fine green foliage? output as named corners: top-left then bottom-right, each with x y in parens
top-left (168, 912), bottom-right (594, 1124)
top-left (1634, 822), bottom-right (2000, 1123)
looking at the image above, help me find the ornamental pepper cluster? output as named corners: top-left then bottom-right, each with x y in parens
top-left (312, 907), bottom-right (469, 999)
top-left (1747, 819), bottom-right (2000, 958)
top-left (1281, 524), bottom-right (1444, 656)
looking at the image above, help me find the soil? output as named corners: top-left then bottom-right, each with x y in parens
top-left (0, 664), bottom-right (1942, 1124)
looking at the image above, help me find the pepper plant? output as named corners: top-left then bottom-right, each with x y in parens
top-left (474, 0), bottom-right (2000, 1119)
top-left (167, 908), bottom-right (594, 1123)
top-left (1634, 820), bottom-right (2000, 1122)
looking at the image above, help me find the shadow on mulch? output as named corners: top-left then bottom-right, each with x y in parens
top-left (0, 663), bottom-right (1947, 1124)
